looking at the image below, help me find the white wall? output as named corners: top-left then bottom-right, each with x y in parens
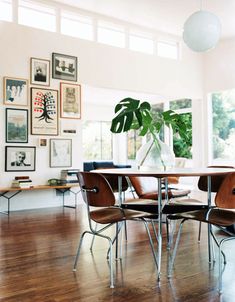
top-left (0, 21), bottom-right (204, 210)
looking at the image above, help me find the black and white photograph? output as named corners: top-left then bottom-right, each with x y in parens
top-left (4, 77), bottom-right (28, 106)
top-left (30, 57), bottom-right (50, 86)
top-left (6, 108), bottom-right (28, 143)
top-left (50, 139), bottom-right (72, 167)
top-left (5, 146), bottom-right (36, 171)
top-left (52, 53), bottom-right (77, 81)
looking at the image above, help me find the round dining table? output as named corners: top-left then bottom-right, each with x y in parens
top-left (92, 167), bottom-right (235, 280)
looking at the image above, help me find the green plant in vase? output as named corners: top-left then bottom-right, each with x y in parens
top-left (110, 98), bottom-right (190, 170)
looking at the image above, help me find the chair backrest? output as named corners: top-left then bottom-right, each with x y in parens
top-left (198, 166), bottom-right (235, 193)
top-left (77, 172), bottom-right (116, 207)
top-left (129, 176), bottom-right (158, 198)
top-left (215, 172), bottom-right (235, 208)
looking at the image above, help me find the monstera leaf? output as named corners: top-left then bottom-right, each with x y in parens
top-left (110, 97), bottom-right (190, 143)
top-left (110, 98), bottom-right (152, 133)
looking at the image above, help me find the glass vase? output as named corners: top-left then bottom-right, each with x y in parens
top-left (136, 137), bottom-right (175, 170)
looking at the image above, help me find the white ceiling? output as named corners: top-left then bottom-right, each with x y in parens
top-left (55, 0), bottom-right (235, 39)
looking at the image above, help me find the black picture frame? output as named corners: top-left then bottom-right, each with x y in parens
top-left (30, 57), bottom-right (50, 86)
top-left (5, 146), bottom-right (36, 172)
top-left (52, 53), bottom-right (77, 82)
top-left (6, 108), bottom-right (28, 143)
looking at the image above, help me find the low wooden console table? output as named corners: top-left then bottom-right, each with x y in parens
top-left (0, 183), bottom-right (80, 215)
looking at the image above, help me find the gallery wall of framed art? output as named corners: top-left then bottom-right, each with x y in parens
top-left (2, 50), bottom-right (82, 182)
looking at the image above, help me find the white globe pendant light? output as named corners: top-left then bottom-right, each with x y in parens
top-left (183, 9), bottom-right (221, 52)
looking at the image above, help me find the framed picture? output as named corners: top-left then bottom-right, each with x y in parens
top-left (5, 146), bottom-right (36, 172)
top-left (39, 138), bottom-right (47, 147)
top-left (6, 108), bottom-right (28, 143)
top-left (30, 57), bottom-right (50, 86)
top-left (52, 53), bottom-right (77, 81)
top-left (3, 77), bottom-right (28, 106)
top-left (50, 139), bottom-right (72, 168)
top-left (60, 82), bottom-right (81, 119)
top-left (31, 87), bottom-right (58, 135)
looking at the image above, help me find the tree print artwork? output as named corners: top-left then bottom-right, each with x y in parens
top-left (31, 88), bottom-right (58, 135)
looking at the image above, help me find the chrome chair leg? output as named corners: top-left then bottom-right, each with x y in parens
top-left (73, 231), bottom-right (88, 271)
top-left (151, 220), bottom-right (159, 243)
top-left (106, 222), bottom-right (123, 259)
top-left (210, 229), bottom-right (226, 264)
top-left (218, 237), bottom-right (234, 293)
top-left (168, 219), bottom-right (186, 278)
top-left (198, 222), bottom-right (202, 242)
top-left (90, 223), bottom-right (98, 251)
top-left (143, 220), bottom-right (158, 269)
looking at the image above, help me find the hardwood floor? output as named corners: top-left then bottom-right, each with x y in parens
top-left (0, 205), bottom-right (234, 302)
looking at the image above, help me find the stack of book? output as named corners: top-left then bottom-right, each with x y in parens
top-left (12, 176), bottom-right (33, 188)
top-left (61, 169), bottom-right (79, 183)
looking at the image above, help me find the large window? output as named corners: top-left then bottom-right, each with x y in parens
top-left (211, 90), bottom-right (235, 163)
top-left (61, 11), bottom-right (93, 40)
top-left (0, 0), bottom-right (12, 21)
top-left (83, 121), bottom-right (112, 160)
top-left (18, 0), bottom-right (56, 32)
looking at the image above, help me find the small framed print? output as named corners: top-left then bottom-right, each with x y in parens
top-left (4, 77), bottom-right (28, 106)
top-left (30, 57), bottom-right (50, 86)
top-left (50, 139), bottom-right (72, 168)
top-left (39, 138), bottom-right (47, 147)
top-left (6, 108), bottom-right (28, 143)
top-left (31, 87), bottom-right (58, 136)
top-left (52, 53), bottom-right (77, 81)
top-left (5, 146), bottom-right (36, 172)
top-left (60, 82), bottom-right (81, 119)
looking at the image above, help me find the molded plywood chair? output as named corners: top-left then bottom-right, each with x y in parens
top-left (167, 172), bottom-right (235, 293)
top-left (73, 172), bottom-right (158, 288)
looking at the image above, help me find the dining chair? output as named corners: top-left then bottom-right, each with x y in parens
top-left (167, 172), bottom-right (235, 293)
top-left (73, 172), bottom-right (158, 288)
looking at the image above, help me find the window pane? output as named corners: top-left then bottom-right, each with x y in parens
top-left (157, 41), bottom-right (178, 60)
top-left (0, 0), bottom-right (12, 21)
top-left (18, 0), bottom-right (56, 32)
top-left (83, 121), bottom-right (112, 160)
top-left (61, 11), bottom-right (93, 40)
top-left (173, 113), bottom-right (192, 159)
top-left (98, 21), bottom-right (125, 48)
top-left (127, 130), bottom-right (142, 160)
top-left (129, 32), bottom-right (154, 54)
top-left (170, 99), bottom-right (192, 110)
top-left (211, 90), bottom-right (235, 162)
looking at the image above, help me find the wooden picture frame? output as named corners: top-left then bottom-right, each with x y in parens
top-left (30, 57), bottom-right (50, 86)
top-left (60, 82), bottom-right (81, 119)
top-left (52, 53), bottom-right (77, 81)
top-left (31, 87), bottom-right (58, 136)
top-left (50, 139), bottom-right (72, 168)
top-left (6, 108), bottom-right (28, 143)
top-left (5, 146), bottom-right (36, 172)
top-left (3, 77), bottom-right (28, 106)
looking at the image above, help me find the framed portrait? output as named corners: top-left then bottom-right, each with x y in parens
top-left (52, 53), bottom-right (77, 81)
top-left (6, 108), bottom-right (28, 143)
top-left (30, 57), bottom-right (50, 86)
top-left (5, 146), bottom-right (36, 172)
top-left (3, 77), bottom-right (28, 106)
top-left (31, 87), bottom-right (58, 136)
top-left (39, 138), bottom-right (47, 147)
top-left (60, 82), bottom-right (81, 119)
top-left (50, 139), bottom-right (72, 168)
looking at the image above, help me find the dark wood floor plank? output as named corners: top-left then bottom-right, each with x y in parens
top-left (0, 206), bottom-right (234, 301)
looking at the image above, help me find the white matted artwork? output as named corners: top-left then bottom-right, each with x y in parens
top-left (50, 139), bottom-right (72, 167)
top-left (60, 82), bottom-right (81, 119)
